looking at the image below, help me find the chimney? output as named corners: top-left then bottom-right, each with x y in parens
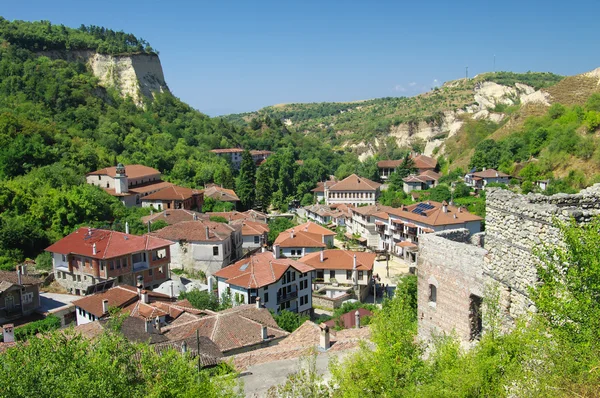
top-left (92, 243), bottom-right (97, 255)
top-left (495, 172), bottom-right (499, 177)
top-left (102, 299), bottom-right (109, 314)
top-left (483, 167), bottom-right (487, 171)
top-left (353, 254), bottom-right (357, 270)
top-left (21, 264), bottom-right (27, 276)
top-left (442, 201), bottom-right (448, 213)
top-left (207, 276), bottom-right (214, 293)
top-left (141, 290), bottom-right (149, 304)
top-left (193, 213), bottom-right (198, 221)
top-left (273, 244), bottom-right (280, 259)
top-left (320, 249), bottom-right (324, 263)
top-left (125, 221), bottom-right (130, 234)
top-left (290, 229), bottom-right (295, 239)
top-left (181, 340), bottom-right (188, 354)
top-left (321, 234), bottom-right (325, 244)
top-left (154, 316), bottom-right (161, 334)
top-left (205, 226), bottom-right (210, 240)
top-left (255, 296), bottom-right (261, 309)
top-left (459, 207), bottom-right (463, 213)
top-left (170, 282), bottom-right (174, 298)
top-left (355, 310), bottom-right (361, 329)
top-left (319, 323), bottom-right (330, 350)
top-left (145, 319), bottom-right (152, 334)
top-left (261, 325), bottom-right (268, 340)
top-left (88, 227), bottom-right (92, 236)
top-left (453, 214), bottom-right (457, 219)
top-left (2, 324), bottom-right (15, 343)
top-left (261, 246), bottom-right (267, 253)
top-left (16, 266), bottom-right (21, 286)
top-left (137, 275), bottom-right (143, 291)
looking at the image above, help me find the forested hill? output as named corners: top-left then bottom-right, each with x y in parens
top-left (223, 72), bottom-right (564, 146)
top-left (0, 18), bottom-right (352, 270)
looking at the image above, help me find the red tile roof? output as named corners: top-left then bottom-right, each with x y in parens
top-left (471, 169), bottom-right (510, 178)
top-left (163, 305), bottom-right (288, 352)
top-left (324, 308), bottom-right (373, 329)
top-left (203, 186), bottom-right (240, 202)
top-left (141, 209), bottom-right (207, 225)
top-left (141, 185), bottom-right (202, 201)
top-left (73, 286), bottom-right (139, 318)
top-left (214, 252), bottom-right (314, 289)
top-left (396, 241), bottom-right (417, 248)
top-left (150, 220), bottom-right (239, 242)
top-left (328, 174), bottom-right (381, 192)
top-left (87, 164), bottom-right (160, 179)
top-left (274, 230), bottom-right (326, 248)
top-left (310, 178), bottom-right (338, 193)
top-left (45, 228), bottom-right (173, 259)
top-left (299, 250), bottom-right (375, 271)
top-left (293, 221), bottom-right (336, 236)
top-left (387, 201), bottom-right (483, 227)
top-left (0, 270), bottom-right (42, 286)
top-left (210, 148), bottom-right (244, 154)
top-left (230, 220), bottom-right (269, 237)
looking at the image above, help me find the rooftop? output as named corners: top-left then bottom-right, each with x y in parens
top-left (471, 168), bottom-right (510, 178)
top-left (45, 227), bottom-right (173, 259)
top-left (214, 251), bottom-right (314, 289)
top-left (387, 201), bottom-right (483, 227)
top-left (141, 185), bottom-right (202, 201)
top-left (0, 270), bottom-right (42, 286)
top-left (210, 148), bottom-right (244, 154)
top-left (230, 219), bottom-right (270, 237)
top-left (150, 220), bottom-right (239, 242)
top-left (87, 164), bottom-right (160, 179)
top-left (274, 230), bottom-right (326, 248)
top-left (203, 186), bottom-right (240, 202)
top-left (299, 250), bottom-right (375, 271)
top-left (141, 209), bottom-right (207, 225)
top-left (377, 154), bottom-right (437, 170)
top-left (328, 174), bottom-right (381, 192)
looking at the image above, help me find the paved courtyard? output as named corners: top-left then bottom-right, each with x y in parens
top-left (39, 292), bottom-right (79, 313)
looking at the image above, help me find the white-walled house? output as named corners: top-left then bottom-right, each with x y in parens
top-left (324, 174), bottom-right (381, 206)
top-left (465, 169), bottom-right (510, 189)
top-left (299, 250), bottom-right (375, 289)
top-left (214, 251), bottom-right (314, 315)
top-left (231, 219), bottom-right (270, 251)
top-left (273, 221), bottom-right (336, 258)
top-left (150, 220), bottom-right (242, 276)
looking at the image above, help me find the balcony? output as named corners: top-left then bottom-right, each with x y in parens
top-left (133, 261), bottom-right (149, 272)
top-left (277, 290), bottom-right (298, 304)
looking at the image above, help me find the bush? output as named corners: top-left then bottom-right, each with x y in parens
top-left (273, 310), bottom-right (309, 332)
top-left (178, 289), bottom-right (229, 311)
top-left (0, 315), bottom-right (61, 342)
top-left (209, 216), bottom-right (228, 223)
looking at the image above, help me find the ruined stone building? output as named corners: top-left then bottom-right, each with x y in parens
top-left (417, 185), bottom-right (600, 342)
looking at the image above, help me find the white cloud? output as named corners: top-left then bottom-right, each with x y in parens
top-left (408, 82), bottom-right (417, 87)
top-left (394, 84), bottom-right (407, 92)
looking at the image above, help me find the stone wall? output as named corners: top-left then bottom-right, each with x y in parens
top-left (484, 185), bottom-right (600, 327)
top-left (417, 229), bottom-right (488, 341)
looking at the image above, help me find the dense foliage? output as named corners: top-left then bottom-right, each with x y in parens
top-left (179, 289), bottom-right (232, 312)
top-left (0, 314), bottom-right (60, 342)
top-left (0, 329), bottom-right (240, 397)
top-left (481, 71), bottom-right (564, 90)
top-left (0, 17), bottom-right (155, 54)
top-left (272, 309), bottom-right (310, 333)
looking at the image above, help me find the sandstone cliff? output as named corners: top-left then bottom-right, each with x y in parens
top-left (38, 50), bottom-right (169, 106)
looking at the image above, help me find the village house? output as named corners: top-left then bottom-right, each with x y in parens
top-left (206, 210), bottom-right (268, 224)
top-left (150, 220), bottom-right (242, 276)
top-left (274, 222), bottom-right (335, 258)
top-left (346, 204), bottom-right (396, 248)
top-left (402, 170), bottom-right (442, 193)
top-left (140, 185), bottom-right (203, 211)
top-left (310, 177), bottom-right (338, 203)
top-left (304, 203), bottom-right (353, 228)
top-left (86, 163), bottom-right (173, 207)
top-left (203, 184), bottom-right (240, 205)
top-left (0, 266), bottom-right (41, 324)
top-left (214, 250), bottom-right (314, 315)
top-left (372, 201), bottom-right (483, 262)
top-left (324, 174), bottom-right (382, 206)
top-left (210, 148), bottom-right (273, 169)
top-left (230, 219), bottom-right (270, 251)
top-left (72, 283), bottom-right (174, 325)
top-left (46, 227), bottom-right (173, 295)
top-left (378, 154), bottom-right (437, 180)
top-left (141, 209), bottom-right (207, 226)
top-left (299, 250), bottom-right (375, 300)
top-left (464, 168), bottom-right (510, 189)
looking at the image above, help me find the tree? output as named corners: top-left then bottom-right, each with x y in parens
top-left (452, 181), bottom-right (471, 198)
top-left (272, 309), bottom-right (309, 333)
top-left (428, 184), bottom-right (451, 202)
top-left (357, 156), bottom-right (380, 182)
top-left (179, 289), bottom-right (230, 311)
top-left (236, 150), bottom-right (256, 210)
top-left (267, 217), bottom-right (296, 245)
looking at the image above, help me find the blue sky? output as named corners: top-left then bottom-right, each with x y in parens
top-left (3, 1), bottom-right (599, 115)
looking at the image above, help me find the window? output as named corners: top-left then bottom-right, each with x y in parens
top-left (62, 254), bottom-right (67, 262)
top-left (118, 276), bottom-right (123, 283)
top-left (346, 270), bottom-right (352, 280)
top-left (292, 272), bottom-right (296, 281)
top-left (254, 236), bottom-right (260, 244)
top-left (98, 176), bottom-right (101, 181)
top-left (72, 274), bottom-right (76, 281)
top-left (213, 246), bottom-right (219, 256)
top-left (62, 272), bottom-right (66, 280)
top-left (100, 262), bottom-right (105, 271)
top-left (77, 275), bottom-right (81, 282)
top-left (149, 268), bottom-right (153, 276)
top-left (329, 270), bottom-right (335, 279)
top-left (358, 271), bottom-right (364, 280)
top-left (109, 261), bottom-right (114, 270)
top-left (290, 249), bottom-right (296, 256)
top-left (304, 295), bottom-right (308, 305)
top-left (469, 295), bottom-right (483, 340)
top-left (116, 259), bottom-right (121, 269)
top-left (21, 292), bottom-right (33, 305)
top-left (429, 284), bottom-right (437, 303)
top-left (264, 292), bottom-right (269, 303)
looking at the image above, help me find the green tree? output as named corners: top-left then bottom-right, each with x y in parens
top-left (179, 289), bottom-right (230, 311)
top-left (267, 217), bottom-right (296, 245)
top-left (273, 309), bottom-right (309, 333)
top-left (428, 184), bottom-right (451, 202)
top-left (236, 150), bottom-right (256, 210)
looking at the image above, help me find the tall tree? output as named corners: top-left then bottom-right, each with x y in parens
top-left (236, 150), bottom-right (256, 210)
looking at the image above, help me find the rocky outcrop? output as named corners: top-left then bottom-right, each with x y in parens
top-left (37, 50), bottom-right (169, 106)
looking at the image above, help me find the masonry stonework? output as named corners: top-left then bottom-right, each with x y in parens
top-left (418, 184), bottom-right (600, 342)
top-left (417, 229), bottom-right (487, 341)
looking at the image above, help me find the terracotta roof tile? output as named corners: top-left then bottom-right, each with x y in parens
top-left (210, 148), bottom-right (244, 154)
top-left (328, 174), bottom-right (381, 192)
top-left (377, 154), bottom-right (437, 170)
top-left (203, 186), bottom-right (240, 202)
top-left (149, 220), bottom-right (239, 242)
top-left (293, 221), bottom-right (336, 236)
top-left (0, 271), bottom-right (42, 286)
top-left (87, 164), bottom-right (160, 179)
top-left (214, 252), bottom-right (314, 289)
top-left (387, 201), bottom-right (483, 227)
top-left (230, 220), bottom-right (269, 237)
top-left (142, 185), bottom-right (202, 201)
top-left (274, 230), bottom-right (326, 248)
top-left (299, 250), bottom-right (375, 271)
top-left (72, 286), bottom-right (139, 318)
top-left (45, 227), bottom-right (173, 260)
top-left (141, 209), bottom-right (207, 225)
top-left (472, 169), bottom-right (510, 178)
